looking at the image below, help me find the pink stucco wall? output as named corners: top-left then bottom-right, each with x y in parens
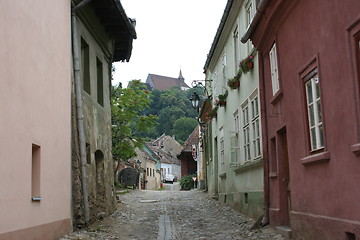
top-left (0, 0), bottom-right (72, 239)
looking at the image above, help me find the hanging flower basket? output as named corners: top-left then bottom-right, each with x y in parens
top-left (240, 55), bottom-right (254, 74)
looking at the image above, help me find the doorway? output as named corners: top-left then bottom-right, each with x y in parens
top-left (278, 128), bottom-right (291, 226)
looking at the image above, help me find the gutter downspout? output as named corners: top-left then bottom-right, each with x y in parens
top-left (71, 0), bottom-right (92, 224)
top-left (259, 52), bottom-right (270, 226)
top-left (241, 0), bottom-right (269, 43)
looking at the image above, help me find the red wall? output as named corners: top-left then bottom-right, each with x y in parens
top-left (252, 0), bottom-right (360, 239)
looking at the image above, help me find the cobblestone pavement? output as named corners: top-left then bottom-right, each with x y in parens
top-left (60, 184), bottom-right (285, 240)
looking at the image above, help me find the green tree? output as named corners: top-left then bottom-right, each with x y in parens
top-left (112, 80), bottom-right (158, 174)
top-left (171, 117), bottom-right (198, 144)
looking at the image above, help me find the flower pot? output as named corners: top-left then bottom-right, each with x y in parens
top-left (247, 61), bottom-right (254, 70)
top-left (219, 101), bottom-right (226, 106)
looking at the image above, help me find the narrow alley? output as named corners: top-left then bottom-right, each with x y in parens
top-left (60, 184), bottom-right (285, 240)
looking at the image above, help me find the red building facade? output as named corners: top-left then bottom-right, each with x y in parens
top-left (243, 0), bottom-right (360, 239)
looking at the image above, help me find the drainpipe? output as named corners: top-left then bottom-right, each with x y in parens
top-left (71, 0), bottom-right (93, 224)
top-left (241, 0), bottom-right (269, 43)
top-left (259, 52), bottom-right (270, 226)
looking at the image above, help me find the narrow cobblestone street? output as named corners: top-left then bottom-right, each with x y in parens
top-left (60, 184), bottom-right (285, 240)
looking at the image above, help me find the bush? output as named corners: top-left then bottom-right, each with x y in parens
top-left (179, 174), bottom-right (197, 190)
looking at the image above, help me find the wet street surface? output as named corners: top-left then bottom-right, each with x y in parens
top-left (60, 183), bottom-right (284, 240)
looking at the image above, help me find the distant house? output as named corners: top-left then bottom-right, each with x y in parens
top-left (149, 135), bottom-right (183, 180)
top-left (127, 145), bottom-right (161, 190)
top-left (178, 126), bottom-right (200, 181)
top-left (145, 70), bottom-right (190, 91)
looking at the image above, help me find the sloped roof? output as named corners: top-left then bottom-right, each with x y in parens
top-left (90, 0), bottom-right (137, 62)
top-left (146, 74), bottom-right (189, 91)
top-left (147, 139), bottom-right (181, 165)
top-left (181, 125), bottom-right (200, 152)
top-left (204, 0), bottom-right (233, 69)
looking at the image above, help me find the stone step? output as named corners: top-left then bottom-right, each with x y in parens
top-left (275, 225), bottom-right (292, 239)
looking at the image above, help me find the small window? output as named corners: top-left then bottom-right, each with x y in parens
top-left (32, 144), bottom-right (41, 200)
top-left (305, 69), bottom-right (324, 151)
top-left (269, 43), bottom-right (280, 95)
top-left (81, 38), bottom-right (90, 94)
top-left (86, 143), bottom-right (91, 164)
top-left (147, 167), bottom-right (149, 176)
top-left (96, 57), bottom-right (104, 106)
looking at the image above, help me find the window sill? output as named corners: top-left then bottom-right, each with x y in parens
top-left (271, 89), bottom-right (283, 105)
top-left (32, 197), bottom-right (42, 201)
top-left (269, 172), bottom-right (278, 178)
top-left (300, 151), bottom-right (330, 166)
top-left (351, 143), bottom-right (360, 156)
top-left (219, 172), bottom-right (227, 179)
top-left (233, 158), bottom-right (263, 174)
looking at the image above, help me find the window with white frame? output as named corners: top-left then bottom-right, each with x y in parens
top-left (269, 43), bottom-right (280, 95)
top-left (245, 0), bottom-right (255, 53)
top-left (233, 27), bottom-right (239, 72)
top-left (251, 96), bottom-right (261, 158)
top-left (231, 110), bottom-right (240, 163)
top-left (305, 70), bottom-right (324, 151)
top-left (219, 128), bottom-right (225, 172)
top-left (241, 91), bottom-right (261, 163)
top-left (242, 102), bottom-right (251, 161)
top-left (245, 0), bottom-right (254, 28)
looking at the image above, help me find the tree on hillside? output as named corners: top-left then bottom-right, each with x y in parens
top-left (111, 80), bottom-right (158, 175)
top-left (171, 117), bottom-right (198, 144)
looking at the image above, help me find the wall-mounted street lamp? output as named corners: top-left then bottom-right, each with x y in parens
top-left (189, 91), bottom-right (201, 109)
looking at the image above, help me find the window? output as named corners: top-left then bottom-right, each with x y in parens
top-left (245, 0), bottom-right (255, 53)
top-left (245, 0), bottom-right (254, 28)
top-left (219, 128), bottom-right (225, 173)
top-left (233, 27), bottom-right (239, 72)
top-left (96, 57), bottom-right (104, 106)
top-left (231, 110), bottom-right (240, 163)
top-left (305, 69), bottom-right (324, 151)
top-left (147, 167), bottom-right (149, 176)
top-left (81, 38), bottom-right (91, 94)
top-left (242, 103), bottom-right (251, 161)
top-left (153, 169), bottom-right (155, 177)
top-left (32, 144), bottom-right (41, 200)
top-left (241, 91), bottom-right (261, 163)
top-left (251, 96), bottom-right (261, 158)
top-left (269, 43), bottom-right (280, 95)
top-left (86, 143), bottom-right (91, 164)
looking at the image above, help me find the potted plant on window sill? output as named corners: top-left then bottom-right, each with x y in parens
top-left (240, 55), bottom-right (254, 74)
top-left (228, 70), bottom-right (242, 89)
top-left (216, 91), bottom-right (228, 107)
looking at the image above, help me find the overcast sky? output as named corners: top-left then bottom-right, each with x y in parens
top-left (112, 0), bottom-right (228, 88)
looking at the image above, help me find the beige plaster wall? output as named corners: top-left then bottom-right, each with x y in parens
top-left (0, 0), bottom-right (72, 238)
